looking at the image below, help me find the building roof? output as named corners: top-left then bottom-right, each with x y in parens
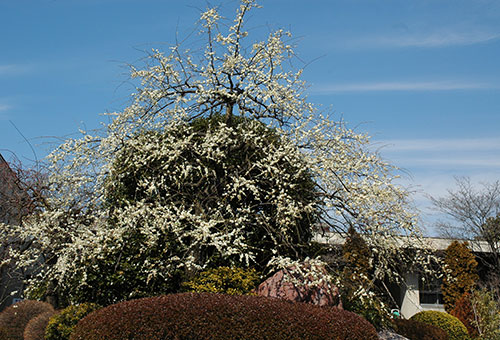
top-left (313, 231), bottom-right (493, 253)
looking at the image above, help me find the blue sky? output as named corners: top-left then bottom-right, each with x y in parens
top-left (1, 0), bottom-right (499, 234)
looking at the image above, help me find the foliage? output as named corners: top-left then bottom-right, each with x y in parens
top-left (442, 241), bottom-right (478, 312)
top-left (392, 318), bottom-right (449, 340)
top-left (432, 177), bottom-right (500, 276)
top-left (340, 226), bottom-right (391, 330)
top-left (0, 300), bottom-right (54, 340)
top-left (183, 266), bottom-right (260, 295)
top-left (469, 288), bottom-right (500, 340)
top-left (23, 311), bottom-right (55, 340)
top-left (45, 303), bottom-right (100, 340)
top-left (450, 293), bottom-right (478, 337)
top-left (70, 293), bottom-right (379, 340)
top-left (410, 311), bottom-right (469, 340)
top-left (4, 0), bottom-right (430, 307)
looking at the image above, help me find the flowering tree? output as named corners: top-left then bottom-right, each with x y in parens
top-left (1, 0), bottom-right (430, 306)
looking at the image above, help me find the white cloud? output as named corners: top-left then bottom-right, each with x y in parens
top-left (378, 137), bottom-right (500, 169)
top-left (395, 157), bottom-right (500, 168)
top-left (339, 29), bottom-right (500, 49)
top-left (377, 138), bottom-right (500, 152)
top-left (378, 136), bottom-right (500, 196)
top-left (0, 64), bottom-right (31, 76)
top-left (0, 104), bottom-right (10, 112)
top-left (312, 80), bottom-right (491, 93)
top-left (366, 31), bottom-right (500, 48)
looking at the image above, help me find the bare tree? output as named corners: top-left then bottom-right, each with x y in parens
top-left (0, 153), bottom-right (48, 310)
top-left (431, 176), bottom-right (500, 277)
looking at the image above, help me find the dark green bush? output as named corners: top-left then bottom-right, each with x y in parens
top-left (393, 318), bottom-right (449, 340)
top-left (340, 227), bottom-right (391, 329)
top-left (410, 311), bottom-right (469, 340)
top-left (23, 311), bottom-right (56, 340)
top-left (0, 300), bottom-right (54, 340)
top-left (45, 303), bottom-right (100, 340)
top-left (183, 266), bottom-right (260, 295)
top-left (70, 293), bottom-right (379, 340)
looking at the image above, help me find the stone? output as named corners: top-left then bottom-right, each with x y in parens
top-left (255, 265), bottom-right (341, 307)
top-left (378, 330), bottom-right (410, 340)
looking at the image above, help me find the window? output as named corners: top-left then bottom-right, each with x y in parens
top-left (419, 276), bottom-right (444, 305)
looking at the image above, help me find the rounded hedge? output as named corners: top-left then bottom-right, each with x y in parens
top-left (393, 318), bottom-right (449, 340)
top-left (0, 300), bottom-right (54, 340)
top-left (23, 311), bottom-right (56, 340)
top-left (45, 303), bottom-right (101, 340)
top-left (410, 311), bottom-right (469, 340)
top-left (0, 326), bottom-right (8, 339)
top-left (183, 266), bottom-right (260, 295)
top-left (70, 293), bottom-right (379, 340)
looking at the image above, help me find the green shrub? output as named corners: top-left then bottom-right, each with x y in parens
top-left (393, 318), bottom-right (449, 340)
top-left (340, 227), bottom-right (391, 329)
top-left (0, 300), bottom-right (54, 340)
top-left (70, 293), bottom-right (379, 340)
top-left (183, 266), bottom-right (260, 295)
top-left (470, 288), bottom-right (500, 340)
top-left (23, 311), bottom-right (56, 340)
top-left (410, 310), bottom-right (469, 340)
top-left (45, 303), bottom-right (100, 340)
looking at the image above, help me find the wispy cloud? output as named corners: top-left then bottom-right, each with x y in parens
top-left (365, 31), bottom-right (500, 48)
top-left (378, 138), bottom-right (500, 152)
top-left (380, 137), bottom-right (500, 234)
top-left (0, 104), bottom-right (11, 112)
top-left (0, 64), bottom-right (32, 76)
top-left (312, 80), bottom-right (491, 94)
top-left (378, 137), bottom-right (500, 169)
top-left (340, 29), bottom-right (500, 49)
top-left (394, 157), bottom-right (500, 168)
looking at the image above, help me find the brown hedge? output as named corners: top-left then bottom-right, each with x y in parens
top-left (0, 300), bottom-right (54, 340)
top-left (71, 292), bottom-right (379, 340)
top-left (23, 311), bottom-right (56, 340)
top-left (450, 293), bottom-right (477, 337)
top-left (393, 318), bottom-right (449, 340)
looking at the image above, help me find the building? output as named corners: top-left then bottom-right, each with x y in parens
top-left (0, 153), bottom-right (29, 311)
top-left (314, 231), bottom-right (494, 318)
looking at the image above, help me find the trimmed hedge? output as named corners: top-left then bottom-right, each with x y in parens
top-left (0, 326), bottom-right (8, 339)
top-left (183, 266), bottom-right (260, 295)
top-left (71, 293), bottom-right (379, 340)
top-left (393, 318), bottom-right (449, 340)
top-left (45, 303), bottom-right (101, 340)
top-left (410, 311), bottom-right (469, 340)
top-left (24, 311), bottom-right (56, 340)
top-left (0, 300), bottom-right (54, 340)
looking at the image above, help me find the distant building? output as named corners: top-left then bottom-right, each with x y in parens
top-left (314, 232), bottom-right (494, 318)
top-left (0, 153), bottom-right (30, 224)
top-left (0, 153), bottom-right (29, 311)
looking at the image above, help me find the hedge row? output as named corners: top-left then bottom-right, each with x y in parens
top-left (0, 300), bottom-right (54, 340)
top-left (393, 318), bottom-right (449, 340)
top-left (71, 292), bottom-right (379, 340)
top-left (410, 310), bottom-right (469, 340)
